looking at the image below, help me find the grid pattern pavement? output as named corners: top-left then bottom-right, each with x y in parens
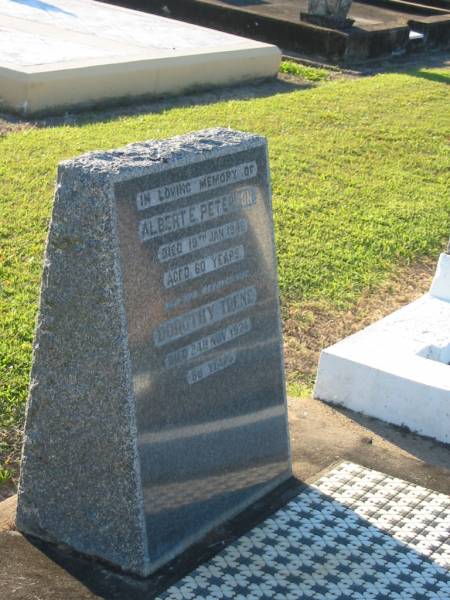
top-left (159, 462), bottom-right (450, 599)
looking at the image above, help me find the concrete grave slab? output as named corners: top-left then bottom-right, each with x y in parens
top-left (315, 253), bottom-right (450, 444)
top-left (123, 0), bottom-right (450, 63)
top-left (0, 0), bottom-right (281, 115)
top-left (16, 128), bottom-right (291, 576)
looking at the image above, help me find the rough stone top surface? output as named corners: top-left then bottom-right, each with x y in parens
top-left (60, 129), bottom-right (266, 179)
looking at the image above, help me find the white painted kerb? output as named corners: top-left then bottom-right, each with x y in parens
top-left (314, 255), bottom-right (450, 444)
top-left (430, 253), bottom-right (450, 301)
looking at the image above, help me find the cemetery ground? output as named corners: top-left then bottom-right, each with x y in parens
top-left (1, 59), bottom-right (450, 505)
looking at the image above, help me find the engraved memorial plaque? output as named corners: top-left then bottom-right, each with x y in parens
top-left (17, 129), bottom-right (291, 576)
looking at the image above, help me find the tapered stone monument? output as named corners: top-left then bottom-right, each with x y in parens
top-left (16, 129), bottom-right (291, 576)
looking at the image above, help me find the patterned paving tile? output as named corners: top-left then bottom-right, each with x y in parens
top-left (159, 462), bottom-right (450, 599)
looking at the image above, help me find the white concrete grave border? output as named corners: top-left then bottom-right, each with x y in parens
top-left (0, 0), bottom-right (280, 115)
top-left (314, 253), bottom-right (450, 444)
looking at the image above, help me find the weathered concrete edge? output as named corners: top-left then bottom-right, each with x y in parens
top-left (408, 14), bottom-right (450, 47)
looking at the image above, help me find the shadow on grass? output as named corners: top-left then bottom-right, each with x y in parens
top-left (353, 51), bottom-right (450, 77)
top-left (4, 470), bottom-right (450, 599)
top-left (0, 77), bottom-right (312, 132)
top-left (409, 69), bottom-right (450, 85)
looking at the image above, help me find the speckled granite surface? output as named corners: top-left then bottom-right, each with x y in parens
top-left (17, 129), bottom-right (291, 576)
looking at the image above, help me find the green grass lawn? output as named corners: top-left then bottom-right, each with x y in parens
top-left (1, 68), bottom-right (449, 485)
top-left (279, 60), bottom-right (330, 81)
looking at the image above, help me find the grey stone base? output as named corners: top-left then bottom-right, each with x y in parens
top-left (300, 12), bottom-right (355, 29)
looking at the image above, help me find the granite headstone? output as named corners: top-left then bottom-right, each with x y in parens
top-left (301, 0), bottom-right (354, 29)
top-left (16, 128), bottom-right (292, 576)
